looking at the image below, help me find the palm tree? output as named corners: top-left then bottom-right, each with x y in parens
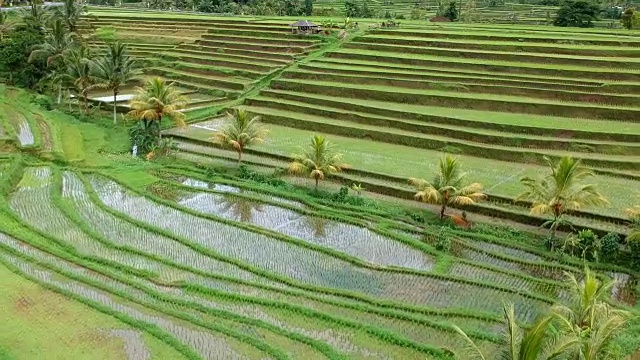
top-left (211, 109), bottom-right (268, 163)
top-left (28, 17), bottom-right (77, 67)
top-left (626, 206), bottom-right (640, 242)
top-left (94, 41), bottom-right (142, 124)
top-left (54, 0), bottom-right (86, 33)
top-left (517, 156), bottom-right (608, 238)
top-left (63, 46), bottom-right (99, 112)
top-left (408, 154), bottom-right (485, 219)
top-left (551, 268), bottom-right (631, 360)
top-left (127, 77), bottom-right (187, 138)
top-left (288, 135), bottom-right (347, 189)
top-left (21, 0), bottom-right (49, 30)
top-left (454, 303), bottom-right (578, 360)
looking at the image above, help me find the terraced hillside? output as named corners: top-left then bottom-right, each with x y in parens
top-left (79, 14), bottom-right (325, 104)
top-left (1, 156), bottom-right (638, 359)
top-left (2, 52), bottom-right (640, 359)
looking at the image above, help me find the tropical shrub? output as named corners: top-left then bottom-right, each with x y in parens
top-left (600, 232), bottom-right (620, 262)
top-left (434, 226), bottom-right (452, 252)
top-left (443, 1), bottom-right (458, 21)
top-left (554, 0), bottom-right (600, 27)
top-left (621, 8), bottom-right (640, 29)
top-left (0, 25), bottom-right (47, 88)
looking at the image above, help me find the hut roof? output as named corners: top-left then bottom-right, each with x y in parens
top-left (289, 20), bottom-right (318, 27)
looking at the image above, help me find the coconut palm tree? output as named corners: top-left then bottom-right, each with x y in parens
top-left (127, 77), bottom-right (187, 138)
top-left (551, 268), bottom-right (631, 360)
top-left (517, 156), bottom-right (608, 238)
top-left (28, 17), bottom-right (77, 67)
top-left (21, 0), bottom-right (49, 30)
top-left (63, 46), bottom-right (99, 112)
top-left (54, 0), bottom-right (86, 33)
top-left (626, 206), bottom-right (640, 242)
top-left (211, 109), bottom-right (268, 163)
top-left (94, 41), bottom-right (142, 124)
top-left (408, 154), bottom-right (485, 219)
top-left (288, 135), bottom-right (347, 190)
top-left (454, 303), bottom-right (578, 360)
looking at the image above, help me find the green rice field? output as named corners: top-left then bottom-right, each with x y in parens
top-left (2, 7), bottom-right (640, 360)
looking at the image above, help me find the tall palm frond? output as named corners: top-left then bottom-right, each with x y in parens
top-left (408, 154), bottom-right (486, 219)
top-left (127, 77), bottom-right (187, 136)
top-left (95, 41), bottom-right (142, 124)
top-left (453, 303), bottom-right (575, 360)
top-left (20, 0), bottom-right (49, 29)
top-left (211, 108), bottom-right (268, 163)
top-left (518, 156), bottom-right (608, 237)
top-left (62, 46), bottom-right (100, 111)
top-left (288, 135), bottom-right (347, 189)
top-left (53, 0), bottom-right (86, 32)
top-left (28, 17), bottom-right (77, 67)
top-left (551, 268), bottom-right (630, 360)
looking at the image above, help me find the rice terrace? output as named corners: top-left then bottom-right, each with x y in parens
top-left (2, 0), bottom-right (640, 358)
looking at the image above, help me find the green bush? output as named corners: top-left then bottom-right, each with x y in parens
top-left (443, 1), bottom-right (459, 21)
top-left (621, 8), bottom-right (640, 29)
top-left (30, 94), bottom-right (53, 110)
top-left (600, 232), bottom-right (620, 261)
top-left (554, 1), bottom-right (600, 28)
top-left (0, 26), bottom-right (47, 88)
top-left (629, 239), bottom-right (640, 270)
top-left (95, 26), bottom-right (117, 42)
top-left (435, 227), bottom-right (452, 252)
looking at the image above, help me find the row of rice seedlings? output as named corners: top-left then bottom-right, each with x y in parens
top-left (448, 263), bottom-right (563, 301)
top-left (90, 175), bottom-right (550, 317)
top-left (454, 241), bottom-right (573, 282)
top-left (180, 272), bottom-right (498, 354)
top-left (0, 233), bottom-right (282, 360)
top-left (167, 173), bottom-right (307, 209)
top-left (106, 329), bottom-right (152, 360)
top-left (397, 227), bottom-right (571, 289)
top-left (0, 251), bottom-right (240, 359)
top-left (9, 167), bottom-right (163, 273)
top-left (175, 187), bottom-right (435, 270)
top-left (62, 171), bottom-right (281, 287)
top-left (179, 291), bottom-right (402, 359)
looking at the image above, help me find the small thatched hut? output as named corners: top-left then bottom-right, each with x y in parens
top-left (289, 20), bottom-right (320, 34)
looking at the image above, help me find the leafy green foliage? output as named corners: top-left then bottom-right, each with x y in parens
top-left (600, 233), bottom-right (620, 262)
top-left (443, 1), bottom-right (459, 21)
top-left (0, 26), bottom-right (47, 88)
top-left (621, 8), bottom-right (640, 29)
top-left (435, 227), bottom-right (452, 252)
top-left (554, 0), bottom-right (600, 27)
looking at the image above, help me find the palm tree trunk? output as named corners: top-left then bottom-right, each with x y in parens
top-left (112, 90), bottom-right (117, 124)
top-left (440, 204), bottom-right (446, 219)
top-left (157, 115), bottom-right (162, 139)
top-left (237, 151), bottom-right (242, 163)
top-left (57, 84), bottom-right (62, 104)
top-left (315, 176), bottom-right (319, 190)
